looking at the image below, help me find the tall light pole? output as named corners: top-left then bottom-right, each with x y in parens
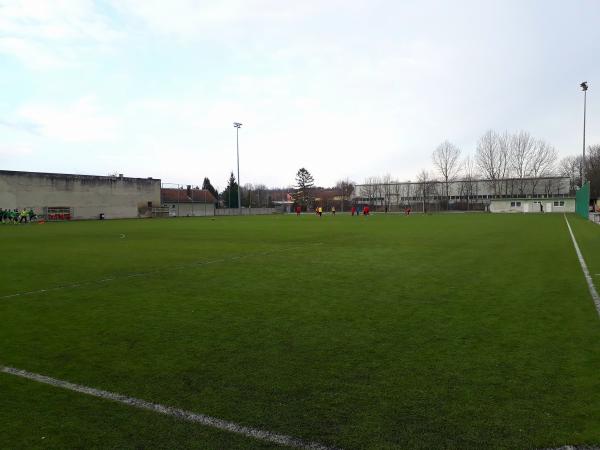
top-left (581, 82), bottom-right (588, 185)
top-left (233, 122), bottom-right (242, 211)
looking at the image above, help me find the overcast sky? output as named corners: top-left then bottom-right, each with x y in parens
top-left (1, 0), bottom-right (599, 189)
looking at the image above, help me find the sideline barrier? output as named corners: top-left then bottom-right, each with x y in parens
top-left (576, 182), bottom-right (590, 219)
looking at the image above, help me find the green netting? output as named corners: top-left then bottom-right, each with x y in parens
top-left (576, 181), bottom-right (590, 219)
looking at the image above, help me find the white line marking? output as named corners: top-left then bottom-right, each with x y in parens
top-left (542, 446), bottom-right (584, 450)
top-left (1, 243), bottom-right (323, 300)
top-left (0, 365), bottom-right (338, 450)
top-left (564, 215), bottom-right (600, 316)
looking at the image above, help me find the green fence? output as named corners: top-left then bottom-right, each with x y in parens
top-left (576, 182), bottom-right (590, 219)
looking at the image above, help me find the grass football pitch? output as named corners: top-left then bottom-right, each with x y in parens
top-left (1, 213), bottom-right (600, 449)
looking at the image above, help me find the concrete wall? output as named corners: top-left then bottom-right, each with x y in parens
top-left (490, 198), bottom-right (575, 213)
top-left (0, 170), bottom-right (161, 220)
top-left (167, 203), bottom-right (215, 217)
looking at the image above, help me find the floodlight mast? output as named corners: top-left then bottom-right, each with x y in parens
top-left (581, 82), bottom-right (588, 185)
top-left (233, 122), bottom-right (242, 212)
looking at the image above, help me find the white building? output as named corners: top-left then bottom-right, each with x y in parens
top-left (490, 197), bottom-right (575, 213)
top-left (353, 176), bottom-right (572, 211)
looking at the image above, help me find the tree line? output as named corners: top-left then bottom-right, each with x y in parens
top-left (199, 167), bottom-right (354, 211)
top-left (210, 172), bottom-right (274, 208)
top-left (202, 172), bottom-right (298, 209)
top-left (199, 130), bottom-right (598, 211)
top-left (291, 168), bottom-right (356, 211)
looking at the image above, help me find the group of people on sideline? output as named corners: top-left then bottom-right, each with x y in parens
top-left (0, 208), bottom-right (36, 224)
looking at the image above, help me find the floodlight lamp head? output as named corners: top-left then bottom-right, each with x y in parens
top-left (233, 122), bottom-right (242, 128)
top-left (581, 81), bottom-right (588, 91)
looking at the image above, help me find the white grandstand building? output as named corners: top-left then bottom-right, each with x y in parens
top-left (353, 176), bottom-right (573, 212)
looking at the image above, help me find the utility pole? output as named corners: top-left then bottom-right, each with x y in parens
top-left (581, 82), bottom-right (588, 185)
top-left (233, 122), bottom-right (242, 212)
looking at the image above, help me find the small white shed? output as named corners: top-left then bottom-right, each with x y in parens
top-left (490, 197), bottom-right (575, 213)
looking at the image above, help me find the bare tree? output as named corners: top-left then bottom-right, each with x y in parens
top-left (559, 155), bottom-right (582, 193)
top-left (460, 156), bottom-right (479, 210)
top-left (381, 174), bottom-right (393, 212)
top-left (372, 176), bottom-right (384, 210)
top-left (476, 130), bottom-right (503, 195)
top-left (417, 170), bottom-right (436, 212)
top-left (432, 141), bottom-right (461, 209)
top-left (542, 177), bottom-right (558, 197)
top-left (242, 182), bottom-right (254, 207)
top-left (497, 131), bottom-right (511, 195)
top-left (431, 179), bottom-right (442, 211)
top-left (403, 181), bottom-right (412, 207)
top-left (585, 144), bottom-right (600, 198)
top-left (392, 182), bottom-right (402, 209)
top-left (529, 139), bottom-right (557, 195)
top-left (335, 179), bottom-right (355, 212)
top-left (254, 183), bottom-right (268, 207)
top-left (510, 130), bottom-right (536, 196)
top-left (362, 176), bottom-right (379, 206)
top-left (558, 145), bottom-right (600, 198)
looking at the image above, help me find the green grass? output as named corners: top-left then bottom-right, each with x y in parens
top-left (1, 213), bottom-right (599, 449)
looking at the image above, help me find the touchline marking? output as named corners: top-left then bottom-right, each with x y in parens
top-left (1, 243), bottom-right (322, 300)
top-left (0, 366), bottom-right (339, 450)
top-left (541, 446), bottom-right (599, 450)
top-left (564, 215), bottom-right (600, 316)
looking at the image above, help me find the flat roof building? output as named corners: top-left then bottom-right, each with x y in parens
top-left (353, 176), bottom-right (572, 212)
top-left (0, 170), bottom-right (161, 220)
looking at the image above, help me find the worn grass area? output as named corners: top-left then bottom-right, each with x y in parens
top-left (1, 213), bottom-right (599, 449)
